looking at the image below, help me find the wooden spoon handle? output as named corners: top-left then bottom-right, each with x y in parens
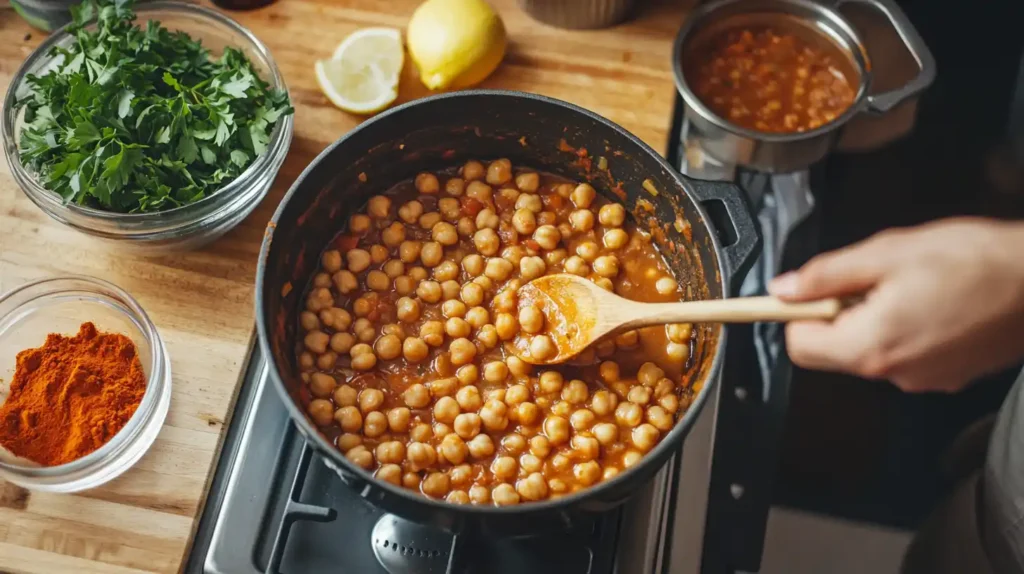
top-left (628, 296), bottom-right (848, 326)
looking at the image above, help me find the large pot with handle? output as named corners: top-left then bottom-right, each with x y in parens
top-left (255, 90), bottom-right (761, 536)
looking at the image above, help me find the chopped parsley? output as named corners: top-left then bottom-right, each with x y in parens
top-left (16, 0), bottom-right (293, 213)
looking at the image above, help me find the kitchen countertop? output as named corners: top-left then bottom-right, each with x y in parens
top-left (0, 0), bottom-right (690, 571)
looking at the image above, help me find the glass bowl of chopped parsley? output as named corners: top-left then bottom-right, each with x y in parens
top-left (2, 0), bottom-right (294, 252)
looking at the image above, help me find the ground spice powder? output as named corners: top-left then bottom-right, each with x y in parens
top-left (0, 322), bottom-right (147, 466)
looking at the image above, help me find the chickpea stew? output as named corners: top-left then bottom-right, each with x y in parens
top-left (297, 159), bottom-right (697, 506)
top-left (682, 20), bottom-right (859, 133)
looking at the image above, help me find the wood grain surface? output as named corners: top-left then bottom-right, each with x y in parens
top-left (0, 0), bottom-right (689, 571)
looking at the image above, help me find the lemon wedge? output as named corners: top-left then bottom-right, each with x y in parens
top-left (407, 0), bottom-right (507, 91)
top-left (315, 27), bottom-right (404, 115)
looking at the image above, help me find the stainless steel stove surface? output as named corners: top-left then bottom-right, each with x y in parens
top-left (185, 346), bottom-right (679, 574)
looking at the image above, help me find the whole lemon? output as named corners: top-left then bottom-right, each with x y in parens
top-left (406, 0), bottom-right (507, 90)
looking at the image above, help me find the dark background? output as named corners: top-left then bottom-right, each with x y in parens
top-left (773, 0), bottom-right (1024, 527)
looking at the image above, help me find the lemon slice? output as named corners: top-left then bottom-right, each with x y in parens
top-left (316, 27), bottom-right (404, 115)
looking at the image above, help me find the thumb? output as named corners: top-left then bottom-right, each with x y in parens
top-left (769, 239), bottom-right (893, 301)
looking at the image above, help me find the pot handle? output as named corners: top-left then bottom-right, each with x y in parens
top-left (687, 179), bottom-right (762, 295)
top-left (837, 0), bottom-right (936, 114)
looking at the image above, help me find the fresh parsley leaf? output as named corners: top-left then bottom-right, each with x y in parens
top-left (15, 0), bottom-right (293, 214)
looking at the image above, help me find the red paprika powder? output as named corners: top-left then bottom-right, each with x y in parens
top-left (0, 322), bottom-right (147, 466)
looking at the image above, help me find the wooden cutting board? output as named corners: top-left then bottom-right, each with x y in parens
top-left (0, 0), bottom-right (690, 571)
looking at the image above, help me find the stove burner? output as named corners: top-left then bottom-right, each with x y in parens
top-left (372, 515), bottom-right (452, 574)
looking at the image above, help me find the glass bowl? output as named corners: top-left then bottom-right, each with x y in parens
top-left (0, 276), bottom-right (171, 492)
top-left (1, 2), bottom-right (294, 253)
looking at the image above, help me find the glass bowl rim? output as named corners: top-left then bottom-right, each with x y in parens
top-left (0, 275), bottom-right (167, 476)
top-left (1, 0), bottom-right (291, 222)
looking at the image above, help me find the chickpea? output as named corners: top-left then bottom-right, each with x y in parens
top-left (365, 411), bottom-right (389, 437)
top-left (419, 212), bottom-right (442, 229)
top-left (511, 208), bottom-right (537, 235)
top-left (307, 399), bottom-right (335, 427)
top-left (308, 373), bottom-right (336, 399)
top-left (491, 483), bottom-right (519, 506)
top-left (349, 213), bottom-right (371, 234)
top-left (307, 287), bottom-right (335, 313)
top-left (456, 216), bottom-right (476, 238)
top-left (429, 377), bottom-right (458, 398)
top-left (529, 335), bottom-right (555, 361)
top-left (467, 434), bottom-right (495, 459)
top-left (533, 225), bottom-right (561, 250)
top-left (300, 311), bottom-right (321, 332)
top-left (449, 465), bottom-right (473, 488)
top-left (304, 330), bottom-right (329, 354)
top-left (503, 385), bottom-right (528, 409)
top-left (365, 195), bottom-right (391, 218)
top-left (646, 405), bottom-right (674, 431)
top-left (543, 415), bottom-right (570, 445)
top-left (403, 383), bottom-right (431, 409)
top-left (398, 240), bottom-right (422, 265)
top-left (441, 176), bottom-right (465, 196)
top-left (357, 388), bottom-right (385, 414)
top-left (299, 352), bottom-right (315, 371)
top-left (453, 413), bottom-right (482, 440)
top-left (520, 452), bottom-right (544, 473)
top-left (550, 453), bottom-right (572, 473)
top-left (506, 355), bottom-right (531, 377)
top-left (492, 287), bottom-right (518, 313)
top-left (352, 296), bottom-right (374, 318)
top-left (569, 183), bottom-right (595, 208)
top-left (615, 402), bottom-right (644, 428)
top-left (376, 464), bottom-right (402, 486)
top-left (593, 255), bottom-right (619, 278)
top-left (315, 352), bottom-right (338, 372)
top-left (632, 423), bottom-right (660, 452)
top-left (441, 338), bottom-right (474, 367)
top-left (493, 313), bottom-right (519, 341)
top-left (516, 403), bottom-right (539, 426)
top-left (467, 179), bottom-right (494, 203)
top-left (591, 391), bottom-right (619, 418)
top-left (440, 433), bottom-right (469, 465)
top-left (666, 342), bottom-right (690, 363)
top-left (514, 172), bottom-right (539, 192)
top-left (368, 334), bottom-right (399, 361)
top-left (463, 160), bottom-right (485, 181)
top-left (571, 243), bottom-right (597, 265)
top-left (456, 364), bottom-right (479, 386)
top-left (379, 260), bottom-right (404, 281)
top-left (603, 467), bottom-right (620, 481)
top-left (333, 405), bottom-right (362, 432)
top-left (628, 385), bottom-right (653, 406)
top-left (497, 434), bottom-right (525, 457)
top-left (480, 259), bottom-right (512, 284)
top-left (486, 159), bottom-right (512, 185)
top-left (598, 203), bottom-right (626, 227)
top-left (509, 472), bottom-right (548, 502)
top-left (480, 400), bottom-right (509, 432)
top-left (557, 222), bottom-right (573, 241)
top-left (477, 325), bottom-right (499, 350)
top-left (410, 171), bottom-right (439, 194)
top-left (516, 193), bottom-right (543, 213)
top-left (441, 301), bottom-right (467, 320)
top-left (435, 280), bottom-right (457, 302)
top-left (652, 275), bottom-right (679, 295)
top-left (408, 266), bottom-right (428, 281)
top-left (337, 433), bottom-right (362, 452)
top-left (422, 472), bottom-right (451, 498)
top-left (667, 323), bottom-right (693, 344)
top-left (482, 361), bottom-right (509, 384)
top-left (569, 209), bottom-right (595, 233)
top-left (432, 221), bottom-right (459, 247)
top-left (471, 228), bottom-right (499, 256)
top-left (351, 351), bottom-right (377, 371)
top-left (538, 371), bottom-right (564, 394)
top-left (462, 253), bottom-right (485, 276)
top-left (456, 385), bottom-right (482, 411)
top-left (572, 435), bottom-right (600, 461)
top-left (562, 380), bottom-right (590, 404)
top-left (374, 441), bottom-right (405, 465)
top-left (570, 408), bottom-right (596, 431)
top-left (544, 249), bottom-right (567, 267)
top-left (398, 200), bottom-right (423, 225)
top-left (527, 436), bottom-right (551, 460)
top-left (473, 275), bottom-right (494, 291)
top-left (456, 282), bottom-right (482, 307)
top-left (592, 422), bottom-right (619, 446)
top-left (410, 423), bottom-right (433, 443)
top-left (563, 255), bottom-right (589, 276)
top-left (403, 472), bottom-right (422, 489)
top-left (548, 478), bottom-right (569, 494)
top-left (420, 241), bottom-right (444, 268)
top-left (574, 460), bottom-right (602, 486)
top-left (659, 394), bottom-right (679, 414)
top-left (396, 297), bottom-right (421, 323)
top-left (465, 307), bottom-right (489, 329)
top-left (433, 396), bottom-right (460, 425)
top-left (469, 484), bottom-right (491, 505)
top-left (444, 317), bottom-right (470, 339)
top-left (346, 446), bottom-right (375, 469)
top-left (601, 228), bottom-right (628, 251)
top-left (407, 442), bottom-right (437, 472)
top-left (615, 329), bottom-right (640, 348)
top-left (518, 306), bottom-right (544, 334)
top-left (320, 249), bottom-right (344, 273)
top-left (638, 362), bottom-right (666, 387)
top-left (492, 456), bottom-right (518, 481)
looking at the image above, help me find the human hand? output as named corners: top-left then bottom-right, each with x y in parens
top-left (769, 218), bottom-right (1024, 393)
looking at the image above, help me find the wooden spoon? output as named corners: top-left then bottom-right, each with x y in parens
top-left (512, 273), bottom-right (846, 365)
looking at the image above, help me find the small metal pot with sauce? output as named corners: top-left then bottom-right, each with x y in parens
top-left (672, 0), bottom-right (935, 173)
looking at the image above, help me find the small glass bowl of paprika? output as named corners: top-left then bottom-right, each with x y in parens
top-left (0, 275), bottom-right (171, 492)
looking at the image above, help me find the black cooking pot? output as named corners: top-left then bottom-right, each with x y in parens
top-left (255, 91), bottom-right (761, 536)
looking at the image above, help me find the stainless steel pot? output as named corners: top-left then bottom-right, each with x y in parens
top-left (672, 0), bottom-right (935, 173)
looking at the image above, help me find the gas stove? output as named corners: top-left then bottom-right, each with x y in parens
top-left (184, 94), bottom-right (819, 574)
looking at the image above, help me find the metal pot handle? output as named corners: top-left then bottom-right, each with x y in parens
top-left (687, 179), bottom-right (762, 295)
top-left (836, 0), bottom-right (936, 114)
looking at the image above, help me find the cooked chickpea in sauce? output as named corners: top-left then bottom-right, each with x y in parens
top-left (683, 23), bottom-right (858, 133)
top-left (297, 160), bottom-right (696, 506)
